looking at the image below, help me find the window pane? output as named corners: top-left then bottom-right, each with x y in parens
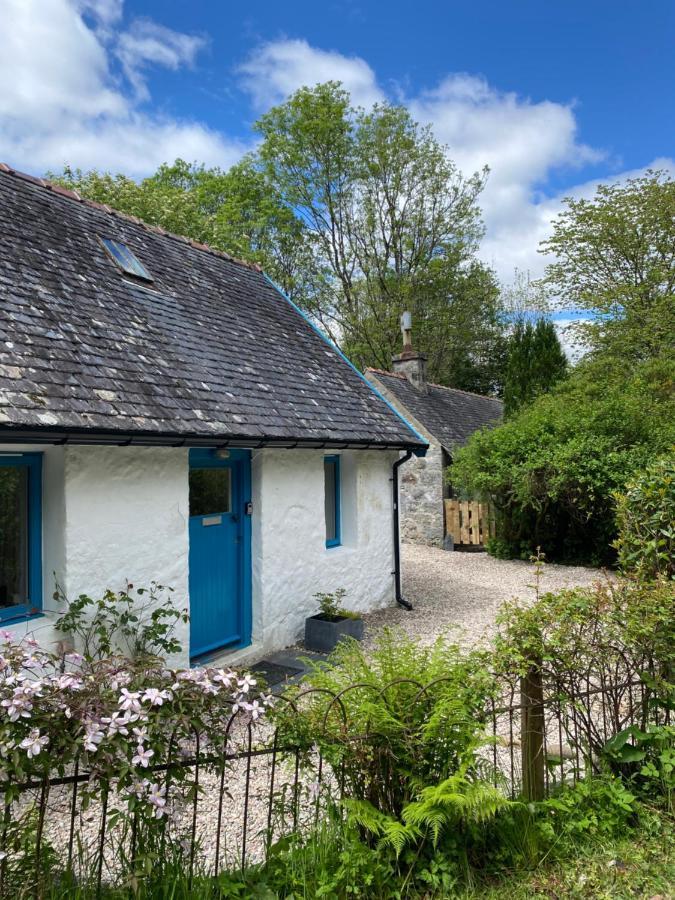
top-left (101, 237), bottom-right (153, 281)
top-left (0, 467), bottom-right (28, 610)
top-left (189, 468), bottom-right (231, 517)
top-left (324, 459), bottom-right (337, 543)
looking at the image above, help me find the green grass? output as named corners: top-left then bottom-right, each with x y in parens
top-left (461, 815), bottom-right (674, 900)
top-left (13, 807), bottom-right (674, 899)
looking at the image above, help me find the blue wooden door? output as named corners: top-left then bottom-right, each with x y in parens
top-left (188, 449), bottom-right (251, 659)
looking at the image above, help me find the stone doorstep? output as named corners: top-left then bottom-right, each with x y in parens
top-left (255, 649), bottom-right (329, 693)
top-left (194, 643), bottom-right (328, 693)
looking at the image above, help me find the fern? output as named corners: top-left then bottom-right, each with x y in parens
top-left (344, 767), bottom-right (508, 858)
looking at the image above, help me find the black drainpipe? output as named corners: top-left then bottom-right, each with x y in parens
top-left (392, 450), bottom-right (414, 610)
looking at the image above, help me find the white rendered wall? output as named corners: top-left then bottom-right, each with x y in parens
top-left (62, 446), bottom-right (191, 665)
top-left (0, 444), bottom-right (190, 664)
top-left (251, 448), bottom-right (398, 652)
top-left (2, 442), bottom-right (397, 663)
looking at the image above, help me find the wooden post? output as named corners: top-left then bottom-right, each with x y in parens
top-left (521, 658), bottom-right (546, 801)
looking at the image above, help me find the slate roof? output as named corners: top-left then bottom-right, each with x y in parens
top-left (365, 369), bottom-right (502, 453)
top-left (0, 166), bottom-right (425, 451)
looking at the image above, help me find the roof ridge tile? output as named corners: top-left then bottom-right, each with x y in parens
top-left (365, 367), bottom-right (406, 379)
top-left (428, 381), bottom-right (503, 403)
top-left (0, 163), bottom-right (263, 274)
top-left (368, 367), bottom-right (501, 404)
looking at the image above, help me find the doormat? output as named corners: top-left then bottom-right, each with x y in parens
top-left (251, 660), bottom-right (303, 687)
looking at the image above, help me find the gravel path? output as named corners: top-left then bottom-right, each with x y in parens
top-left (362, 543), bottom-right (605, 651)
top-left (25, 547), bottom-right (605, 882)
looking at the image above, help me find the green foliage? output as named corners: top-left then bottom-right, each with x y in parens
top-left (495, 578), bottom-right (675, 763)
top-left (495, 578), bottom-right (675, 682)
top-left (456, 169), bottom-right (675, 562)
top-left (603, 723), bottom-right (675, 810)
top-left (503, 317), bottom-right (567, 417)
top-left (276, 629), bottom-right (496, 818)
top-left (540, 169), bottom-right (675, 362)
top-left (272, 630), bottom-right (506, 893)
top-left (451, 352), bottom-right (675, 563)
top-left (54, 581), bottom-right (188, 660)
top-left (312, 587), bottom-right (359, 620)
top-left (255, 83), bottom-right (506, 392)
top-left (614, 454), bottom-right (675, 581)
top-left (538, 776), bottom-right (637, 842)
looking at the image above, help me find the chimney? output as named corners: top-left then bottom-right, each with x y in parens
top-left (391, 311), bottom-right (427, 392)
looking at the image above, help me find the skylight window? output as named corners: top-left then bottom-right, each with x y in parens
top-left (100, 237), bottom-right (153, 282)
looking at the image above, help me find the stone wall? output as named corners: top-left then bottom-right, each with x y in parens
top-left (398, 439), bottom-right (444, 546)
top-left (364, 374), bottom-right (445, 547)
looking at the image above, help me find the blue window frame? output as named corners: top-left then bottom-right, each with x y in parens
top-left (0, 454), bottom-right (42, 621)
top-left (324, 455), bottom-right (341, 548)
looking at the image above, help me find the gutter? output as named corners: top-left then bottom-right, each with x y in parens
top-left (0, 427), bottom-right (423, 453)
top-left (392, 450), bottom-right (414, 610)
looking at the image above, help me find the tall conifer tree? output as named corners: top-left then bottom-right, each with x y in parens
top-left (503, 318), bottom-right (567, 417)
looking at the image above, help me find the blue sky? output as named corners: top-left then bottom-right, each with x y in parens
top-left (1, 0), bottom-right (673, 283)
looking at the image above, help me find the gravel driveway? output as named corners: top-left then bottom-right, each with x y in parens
top-left (362, 543), bottom-right (605, 651)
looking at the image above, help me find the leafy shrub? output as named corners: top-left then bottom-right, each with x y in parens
top-left (537, 776), bottom-right (637, 843)
top-left (54, 581), bottom-right (189, 661)
top-left (614, 454), bottom-right (675, 580)
top-left (277, 630), bottom-right (497, 815)
top-left (494, 579), bottom-right (675, 760)
top-left (451, 353), bottom-right (675, 564)
top-left (273, 630), bottom-right (507, 884)
top-left (484, 536), bottom-right (512, 559)
top-left (603, 723), bottom-right (675, 810)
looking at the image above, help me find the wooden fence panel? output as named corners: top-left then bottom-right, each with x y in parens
top-left (444, 500), bottom-right (494, 547)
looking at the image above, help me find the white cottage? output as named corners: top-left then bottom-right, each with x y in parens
top-left (0, 165), bottom-right (426, 666)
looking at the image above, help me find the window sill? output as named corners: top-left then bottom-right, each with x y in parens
top-left (0, 610), bottom-right (46, 627)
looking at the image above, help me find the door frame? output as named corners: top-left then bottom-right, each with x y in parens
top-left (188, 448), bottom-right (252, 660)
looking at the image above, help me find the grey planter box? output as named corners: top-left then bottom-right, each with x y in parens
top-left (305, 614), bottom-right (364, 653)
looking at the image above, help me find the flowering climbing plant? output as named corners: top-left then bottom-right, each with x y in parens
top-left (0, 631), bottom-right (273, 878)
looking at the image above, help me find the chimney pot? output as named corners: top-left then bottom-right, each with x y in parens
top-left (392, 312), bottom-right (427, 391)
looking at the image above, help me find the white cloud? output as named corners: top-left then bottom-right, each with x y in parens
top-left (405, 73), bottom-right (608, 280)
top-left (238, 38), bottom-right (384, 110)
top-left (236, 41), bottom-right (611, 280)
top-left (77, 0), bottom-right (122, 24)
top-left (1, 15), bottom-right (671, 283)
top-left (117, 18), bottom-right (206, 100)
top-left (0, 0), bottom-right (243, 177)
top-left (483, 155), bottom-right (675, 283)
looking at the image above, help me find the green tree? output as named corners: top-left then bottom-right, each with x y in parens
top-left (451, 351), bottom-right (675, 565)
top-left (255, 82), bottom-right (505, 390)
top-left (540, 170), bottom-right (675, 360)
top-left (503, 318), bottom-right (567, 417)
top-left (53, 83), bottom-right (509, 392)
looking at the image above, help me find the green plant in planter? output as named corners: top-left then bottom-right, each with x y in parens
top-left (313, 587), bottom-right (359, 620)
top-left (305, 588), bottom-right (363, 652)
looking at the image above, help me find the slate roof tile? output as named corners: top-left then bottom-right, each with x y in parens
top-left (366, 369), bottom-right (502, 453)
top-left (0, 168), bottom-right (425, 450)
